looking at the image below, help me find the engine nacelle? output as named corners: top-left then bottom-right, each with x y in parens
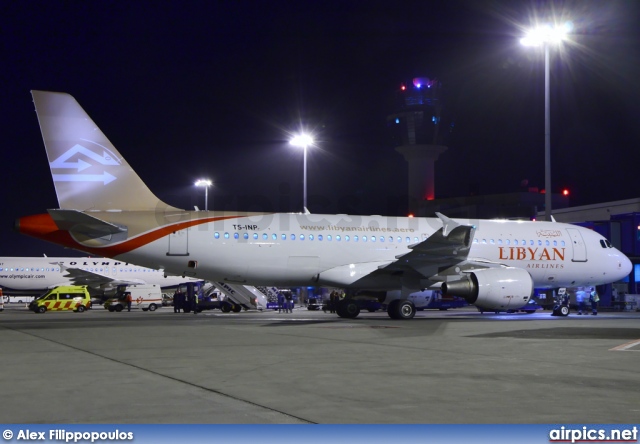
top-left (441, 267), bottom-right (533, 310)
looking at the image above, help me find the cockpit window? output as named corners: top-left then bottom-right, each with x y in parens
top-left (599, 239), bottom-right (614, 248)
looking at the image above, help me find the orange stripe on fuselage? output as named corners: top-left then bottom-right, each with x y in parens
top-left (17, 212), bottom-right (253, 257)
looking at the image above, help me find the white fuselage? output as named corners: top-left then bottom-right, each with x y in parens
top-left (108, 213), bottom-right (631, 290)
top-left (0, 257), bottom-right (196, 291)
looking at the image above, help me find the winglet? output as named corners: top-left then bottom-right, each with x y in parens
top-left (436, 212), bottom-right (460, 237)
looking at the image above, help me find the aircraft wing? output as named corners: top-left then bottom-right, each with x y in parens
top-left (381, 213), bottom-right (476, 276)
top-left (56, 263), bottom-right (145, 287)
top-left (322, 213), bottom-right (486, 287)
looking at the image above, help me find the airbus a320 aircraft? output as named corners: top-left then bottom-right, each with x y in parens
top-left (15, 91), bottom-right (632, 319)
top-left (0, 256), bottom-right (198, 294)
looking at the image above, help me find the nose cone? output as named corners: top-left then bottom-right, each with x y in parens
top-left (619, 251), bottom-right (633, 280)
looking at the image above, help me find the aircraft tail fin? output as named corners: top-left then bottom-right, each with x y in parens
top-left (31, 90), bottom-right (178, 212)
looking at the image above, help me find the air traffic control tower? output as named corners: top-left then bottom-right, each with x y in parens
top-left (388, 77), bottom-right (449, 215)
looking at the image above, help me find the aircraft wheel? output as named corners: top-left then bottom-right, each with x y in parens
top-left (388, 300), bottom-right (415, 320)
top-left (336, 300), bottom-right (360, 319)
top-left (76, 305), bottom-right (85, 313)
top-left (37, 306), bottom-right (46, 314)
top-left (148, 304), bottom-right (157, 312)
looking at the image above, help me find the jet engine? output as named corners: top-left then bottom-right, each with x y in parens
top-left (441, 267), bottom-right (533, 310)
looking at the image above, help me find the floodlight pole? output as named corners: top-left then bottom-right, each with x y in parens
top-left (521, 23), bottom-right (570, 221)
top-left (302, 144), bottom-right (308, 211)
top-left (289, 134), bottom-right (314, 212)
top-left (544, 43), bottom-right (551, 221)
top-left (195, 179), bottom-right (212, 211)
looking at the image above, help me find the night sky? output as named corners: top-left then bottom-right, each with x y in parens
top-left (3, 0), bottom-right (640, 257)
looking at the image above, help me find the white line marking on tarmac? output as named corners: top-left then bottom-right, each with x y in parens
top-left (610, 339), bottom-right (640, 351)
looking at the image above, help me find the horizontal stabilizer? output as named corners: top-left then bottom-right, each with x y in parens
top-left (48, 209), bottom-right (128, 241)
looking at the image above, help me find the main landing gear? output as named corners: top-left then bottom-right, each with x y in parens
top-left (335, 298), bottom-right (416, 320)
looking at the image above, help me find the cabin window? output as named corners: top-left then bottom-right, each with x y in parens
top-left (224, 232), bottom-right (229, 239)
top-left (309, 234), bottom-right (314, 240)
top-left (318, 235), bottom-right (323, 241)
top-left (300, 234), bottom-right (305, 241)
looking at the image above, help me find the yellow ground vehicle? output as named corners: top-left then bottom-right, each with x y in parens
top-left (29, 285), bottom-right (91, 313)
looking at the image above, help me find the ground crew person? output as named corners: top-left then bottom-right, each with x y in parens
top-left (125, 292), bottom-right (132, 311)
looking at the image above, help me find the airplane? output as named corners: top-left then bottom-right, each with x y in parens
top-left (0, 256), bottom-right (199, 295)
top-left (15, 91), bottom-right (633, 319)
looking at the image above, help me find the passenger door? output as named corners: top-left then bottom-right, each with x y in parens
top-left (167, 229), bottom-right (189, 256)
top-left (566, 228), bottom-right (587, 262)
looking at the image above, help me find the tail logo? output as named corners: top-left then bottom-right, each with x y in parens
top-left (50, 143), bottom-right (121, 185)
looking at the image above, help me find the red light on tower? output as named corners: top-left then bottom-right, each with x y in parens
top-left (562, 189), bottom-right (569, 196)
top-left (400, 84), bottom-right (406, 91)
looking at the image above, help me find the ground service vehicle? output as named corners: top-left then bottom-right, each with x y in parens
top-left (307, 297), bottom-right (323, 310)
top-left (105, 284), bottom-right (163, 312)
top-left (29, 285), bottom-right (91, 313)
